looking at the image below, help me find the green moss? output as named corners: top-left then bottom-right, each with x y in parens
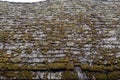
top-left (74, 62), bottom-right (81, 66)
top-left (25, 48), bottom-right (32, 54)
top-left (48, 63), bottom-right (65, 70)
top-left (48, 62), bottom-right (74, 70)
top-left (1, 71), bottom-right (35, 79)
top-left (94, 73), bottom-right (107, 80)
top-left (61, 71), bottom-right (78, 80)
top-left (35, 64), bottom-right (47, 70)
top-left (81, 63), bottom-right (90, 71)
top-left (65, 63), bottom-right (74, 70)
top-left (1, 71), bottom-right (17, 79)
top-left (0, 31), bottom-right (13, 43)
top-left (21, 33), bottom-right (34, 42)
top-left (108, 71), bottom-right (120, 80)
top-left (54, 57), bottom-right (71, 63)
top-left (0, 63), bottom-right (21, 70)
top-left (81, 63), bottom-right (118, 72)
top-left (41, 48), bottom-right (48, 55)
top-left (104, 65), bottom-right (115, 72)
top-left (89, 65), bottom-right (104, 72)
top-left (17, 71), bottom-right (35, 79)
top-left (48, 57), bottom-right (74, 70)
top-left (0, 57), bottom-right (8, 62)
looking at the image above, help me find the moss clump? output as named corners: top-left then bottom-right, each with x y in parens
top-left (108, 71), bottom-right (120, 80)
top-left (0, 57), bottom-right (8, 62)
top-left (61, 71), bottom-right (78, 80)
top-left (48, 62), bottom-right (74, 70)
top-left (0, 31), bottom-right (13, 43)
top-left (54, 57), bottom-right (71, 63)
top-left (94, 73), bottom-right (107, 80)
top-left (81, 63), bottom-right (120, 80)
top-left (1, 71), bottom-right (17, 79)
top-left (1, 71), bottom-right (35, 79)
top-left (35, 64), bottom-right (47, 70)
top-left (0, 63), bottom-right (21, 70)
top-left (22, 33), bottom-right (33, 41)
top-left (41, 48), bottom-right (49, 55)
top-left (48, 63), bottom-right (65, 70)
top-left (81, 63), bottom-right (117, 72)
top-left (16, 71), bottom-right (35, 79)
top-left (81, 63), bottom-right (90, 71)
top-left (48, 56), bottom-right (74, 70)
top-left (104, 65), bottom-right (115, 72)
top-left (86, 72), bottom-right (108, 80)
top-left (89, 65), bottom-right (104, 72)
top-left (65, 63), bottom-right (74, 70)
top-left (25, 48), bottom-right (32, 54)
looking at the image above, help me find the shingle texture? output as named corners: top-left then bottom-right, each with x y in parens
top-left (0, 0), bottom-right (120, 79)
